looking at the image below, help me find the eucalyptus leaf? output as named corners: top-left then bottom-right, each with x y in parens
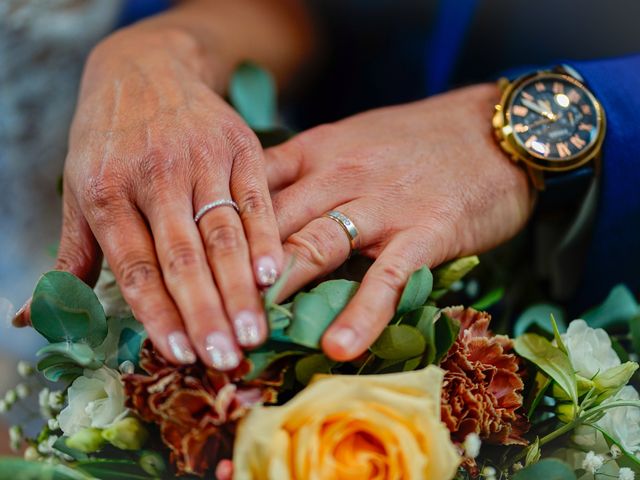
top-left (37, 342), bottom-right (102, 369)
top-left (369, 325), bottom-right (426, 361)
top-left (309, 280), bottom-right (360, 312)
top-left (629, 315), bottom-right (640, 356)
top-left (395, 266), bottom-right (433, 317)
top-left (0, 458), bottom-right (91, 480)
top-left (95, 316), bottom-right (147, 369)
top-left (245, 348), bottom-right (305, 381)
top-left (295, 354), bottom-right (336, 385)
top-left (287, 292), bottom-right (336, 349)
top-left (514, 304), bottom-right (566, 338)
top-left (229, 62), bottom-right (277, 130)
top-left (31, 271), bottom-right (107, 347)
top-left (514, 333), bottom-right (578, 405)
top-left (267, 302), bottom-right (292, 331)
top-left (76, 459), bottom-right (153, 480)
top-left (430, 256), bottom-right (479, 300)
top-left (399, 306), bottom-right (439, 365)
top-left (582, 284), bottom-right (639, 329)
top-left (434, 312), bottom-right (460, 364)
top-left (42, 364), bottom-right (83, 382)
top-left (512, 459), bottom-right (576, 480)
top-left (264, 259), bottom-right (295, 307)
top-left (470, 286), bottom-right (505, 310)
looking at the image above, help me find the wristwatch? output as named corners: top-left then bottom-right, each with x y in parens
top-left (492, 65), bottom-right (606, 191)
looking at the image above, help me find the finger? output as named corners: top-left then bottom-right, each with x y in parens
top-left (264, 141), bottom-right (303, 193)
top-left (14, 191), bottom-right (103, 328)
top-left (277, 200), bottom-right (381, 300)
top-left (196, 198), bottom-right (267, 348)
top-left (322, 230), bottom-right (435, 361)
top-left (271, 174), bottom-right (356, 241)
top-left (85, 200), bottom-right (197, 366)
top-left (229, 133), bottom-right (284, 288)
top-left (142, 196), bottom-right (244, 369)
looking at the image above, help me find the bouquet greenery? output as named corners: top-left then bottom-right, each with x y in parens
top-left (1, 255), bottom-right (639, 480)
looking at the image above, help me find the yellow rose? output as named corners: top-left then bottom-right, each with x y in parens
top-left (233, 366), bottom-right (460, 480)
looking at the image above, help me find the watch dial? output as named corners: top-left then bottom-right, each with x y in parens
top-left (508, 75), bottom-right (600, 162)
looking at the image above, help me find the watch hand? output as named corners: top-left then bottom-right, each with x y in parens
top-left (530, 117), bottom-right (553, 128)
top-left (522, 99), bottom-right (558, 121)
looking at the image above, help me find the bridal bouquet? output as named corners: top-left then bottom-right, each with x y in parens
top-left (1, 255), bottom-right (639, 480)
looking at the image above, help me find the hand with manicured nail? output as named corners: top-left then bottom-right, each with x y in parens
top-left (265, 84), bottom-right (534, 361)
top-left (20, 0), bottom-right (313, 370)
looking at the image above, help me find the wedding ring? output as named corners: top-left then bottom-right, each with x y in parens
top-left (194, 199), bottom-right (239, 224)
top-left (323, 210), bottom-right (360, 252)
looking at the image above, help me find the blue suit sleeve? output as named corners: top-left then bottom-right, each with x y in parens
top-left (570, 54), bottom-right (640, 308)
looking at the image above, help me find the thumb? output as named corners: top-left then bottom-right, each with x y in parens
top-left (264, 139), bottom-right (303, 193)
top-left (13, 192), bottom-right (102, 327)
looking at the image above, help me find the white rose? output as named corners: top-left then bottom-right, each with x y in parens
top-left (562, 320), bottom-right (620, 379)
top-left (58, 366), bottom-right (128, 436)
top-left (596, 386), bottom-right (640, 455)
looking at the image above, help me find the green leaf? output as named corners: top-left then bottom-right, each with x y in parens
top-left (309, 280), bottom-right (360, 313)
top-left (264, 259), bottom-right (295, 307)
top-left (470, 286), bottom-right (505, 310)
top-left (95, 316), bottom-right (147, 369)
top-left (400, 306), bottom-right (439, 365)
top-left (53, 436), bottom-right (89, 461)
top-left (512, 459), bottom-right (576, 480)
top-left (31, 271), bottom-right (108, 347)
top-left (514, 304), bottom-right (566, 338)
top-left (287, 292), bottom-right (336, 349)
top-left (0, 458), bottom-right (91, 480)
top-left (526, 373), bottom-right (552, 419)
top-left (42, 363), bottom-right (83, 382)
top-left (433, 312), bottom-right (460, 364)
top-left (629, 315), bottom-right (640, 356)
top-left (245, 348), bottom-right (305, 381)
top-left (395, 266), bottom-right (433, 317)
top-left (591, 424), bottom-right (640, 471)
top-left (267, 303), bottom-right (292, 331)
top-left (582, 284), bottom-right (639, 329)
top-left (514, 333), bottom-right (578, 405)
top-left (295, 354), bottom-right (336, 385)
top-left (430, 256), bottom-right (479, 300)
top-left (369, 325), bottom-right (426, 361)
top-left (551, 314), bottom-right (569, 355)
top-left (76, 459), bottom-right (153, 480)
top-left (229, 62), bottom-right (277, 130)
top-left (37, 342), bottom-right (102, 369)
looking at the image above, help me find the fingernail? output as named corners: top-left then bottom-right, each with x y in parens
top-left (256, 256), bottom-right (278, 287)
top-left (205, 332), bottom-right (241, 371)
top-left (12, 299), bottom-right (31, 328)
top-left (167, 332), bottom-right (197, 364)
top-left (328, 327), bottom-right (358, 356)
top-left (233, 311), bottom-right (261, 347)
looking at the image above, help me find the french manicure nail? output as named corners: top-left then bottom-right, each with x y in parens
top-left (205, 332), bottom-right (241, 371)
top-left (167, 332), bottom-right (197, 364)
top-left (256, 256), bottom-right (279, 287)
top-left (329, 327), bottom-right (358, 355)
top-left (233, 311), bottom-right (261, 347)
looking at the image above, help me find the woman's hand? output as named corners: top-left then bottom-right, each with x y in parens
top-left (266, 84), bottom-right (534, 361)
top-left (52, 28), bottom-right (283, 370)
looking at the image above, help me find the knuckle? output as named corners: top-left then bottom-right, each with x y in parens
top-left (204, 224), bottom-right (242, 255)
top-left (137, 150), bottom-right (178, 186)
top-left (373, 261), bottom-right (409, 295)
top-left (224, 124), bottom-right (260, 159)
top-left (287, 227), bottom-right (339, 269)
top-left (239, 188), bottom-right (269, 217)
top-left (164, 242), bottom-right (202, 276)
top-left (82, 174), bottom-right (124, 212)
top-left (115, 255), bottom-right (161, 292)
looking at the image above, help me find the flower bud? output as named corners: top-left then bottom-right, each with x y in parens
top-left (0, 399), bottom-right (8, 413)
top-left (139, 450), bottom-right (167, 476)
top-left (556, 402), bottom-right (577, 423)
top-left (4, 390), bottom-right (17, 405)
top-left (66, 428), bottom-right (106, 453)
top-left (102, 417), bottom-right (149, 451)
top-left (16, 383), bottom-right (30, 399)
top-left (17, 361), bottom-right (34, 378)
top-left (9, 425), bottom-right (23, 452)
top-left (48, 418), bottom-right (60, 431)
top-left (24, 446), bottom-right (40, 461)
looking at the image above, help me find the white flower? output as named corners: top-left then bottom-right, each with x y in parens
top-left (596, 386), bottom-right (640, 454)
top-left (619, 467), bottom-right (635, 480)
top-left (4, 390), bottom-right (17, 405)
top-left (17, 361), bottom-right (33, 378)
top-left (48, 391), bottom-right (64, 411)
top-left (582, 451), bottom-right (604, 473)
top-left (58, 366), bottom-right (128, 436)
top-left (0, 399), bottom-right (8, 413)
top-left (16, 383), bottom-right (30, 399)
top-left (37, 434), bottom-right (59, 455)
top-left (48, 418), bottom-right (59, 431)
top-left (482, 466), bottom-right (497, 480)
top-left (562, 320), bottom-right (620, 379)
top-left (611, 444), bottom-right (622, 459)
top-left (9, 425), bottom-right (22, 452)
top-left (463, 433), bottom-right (481, 458)
top-left (38, 388), bottom-right (50, 408)
top-left (23, 446), bottom-right (39, 461)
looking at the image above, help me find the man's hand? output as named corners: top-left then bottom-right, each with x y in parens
top-left (266, 84), bottom-right (534, 361)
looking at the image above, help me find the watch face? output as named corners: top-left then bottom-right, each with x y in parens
top-left (507, 74), bottom-right (601, 163)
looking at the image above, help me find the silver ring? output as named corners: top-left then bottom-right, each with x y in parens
top-left (194, 199), bottom-right (239, 224)
top-left (323, 210), bottom-right (360, 252)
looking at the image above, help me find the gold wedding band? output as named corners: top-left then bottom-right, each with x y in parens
top-left (323, 210), bottom-right (360, 252)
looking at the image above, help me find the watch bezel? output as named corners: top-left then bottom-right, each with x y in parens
top-left (495, 71), bottom-right (606, 173)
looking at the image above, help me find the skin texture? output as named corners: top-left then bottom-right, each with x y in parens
top-left (13, 0), bottom-right (313, 371)
top-left (265, 84), bottom-right (534, 361)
